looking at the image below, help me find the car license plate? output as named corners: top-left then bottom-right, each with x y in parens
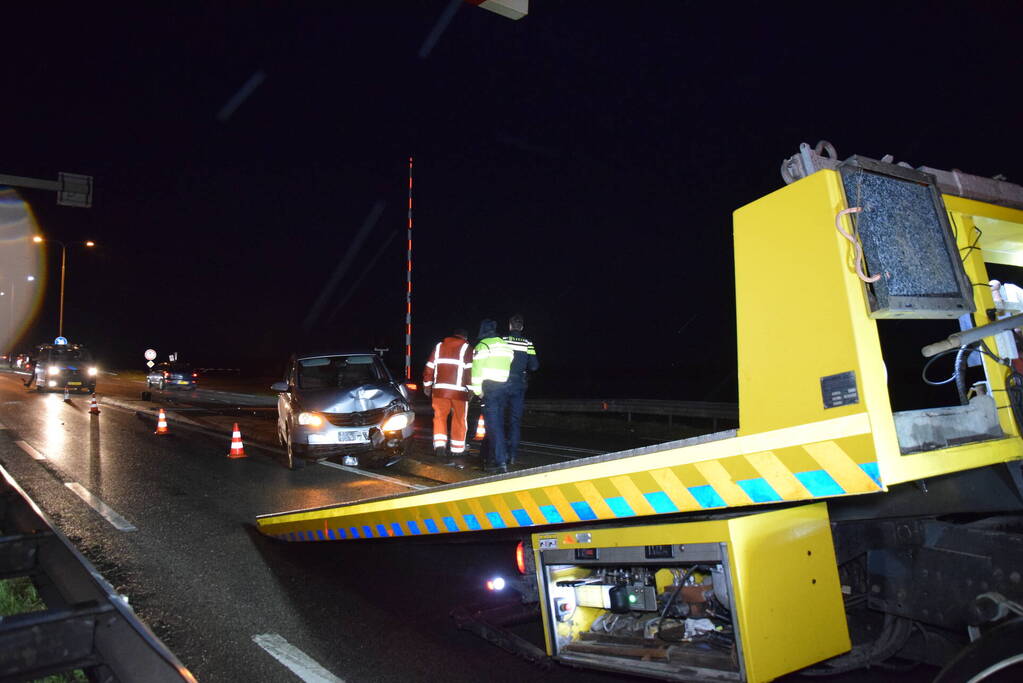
top-left (68, 382), bottom-right (82, 386)
top-left (339, 429), bottom-right (369, 444)
top-left (176, 380), bottom-right (189, 384)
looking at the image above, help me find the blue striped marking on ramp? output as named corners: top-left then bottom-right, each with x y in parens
top-left (425, 519), bottom-right (439, 533)
top-left (737, 478), bottom-right (783, 503)
top-left (349, 527), bottom-right (360, 539)
top-left (689, 485), bottom-right (727, 508)
top-left (794, 470), bottom-right (845, 497)
top-left (362, 525), bottom-right (373, 538)
top-left (860, 462), bottom-right (881, 486)
top-left (376, 524), bottom-right (389, 537)
top-left (486, 512), bottom-right (506, 529)
top-left (644, 491), bottom-right (679, 513)
top-left (570, 501), bottom-right (597, 521)
top-left (443, 516), bottom-right (459, 532)
top-left (605, 496), bottom-right (636, 518)
top-left (407, 520), bottom-right (422, 535)
top-left (540, 505), bottom-right (563, 524)
top-left (390, 522), bottom-right (404, 536)
top-left (315, 530), bottom-right (325, 540)
top-left (464, 514), bottom-right (482, 531)
top-left (511, 509), bottom-right (533, 526)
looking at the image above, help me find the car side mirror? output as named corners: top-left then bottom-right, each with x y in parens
top-left (271, 381), bottom-right (290, 392)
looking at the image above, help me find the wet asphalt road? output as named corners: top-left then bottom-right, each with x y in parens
top-left (0, 372), bottom-right (639, 682)
top-left (0, 371), bottom-right (935, 683)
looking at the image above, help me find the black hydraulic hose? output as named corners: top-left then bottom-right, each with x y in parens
top-left (800, 614), bottom-right (913, 676)
top-left (955, 346), bottom-right (969, 405)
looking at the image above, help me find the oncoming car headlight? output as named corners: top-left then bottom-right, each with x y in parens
top-left (381, 413), bottom-right (409, 432)
top-left (87, 367), bottom-right (98, 377)
top-left (47, 366), bottom-right (61, 376)
top-left (298, 412), bottom-right (323, 427)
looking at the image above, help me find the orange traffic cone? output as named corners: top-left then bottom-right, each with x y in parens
top-left (227, 423), bottom-right (247, 459)
top-left (89, 394), bottom-right (101, 415)
top-left (154, 408), bottom-right (169, 435)
top-left (474, 415), bottom-right (486, 440)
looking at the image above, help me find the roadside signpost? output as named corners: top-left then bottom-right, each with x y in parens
top-left (145, 348), bottom-right (156, 369)
top-left (0, 171), bottom-right (94, 208)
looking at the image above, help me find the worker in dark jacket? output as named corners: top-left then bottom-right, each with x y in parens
top-left (502, 314), bottom-right (539, 464)
top-left (23, 356), bottom-right (37, 388)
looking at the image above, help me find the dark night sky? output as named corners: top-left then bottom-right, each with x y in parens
top-left (2, 2), bottom-right (1021, 399)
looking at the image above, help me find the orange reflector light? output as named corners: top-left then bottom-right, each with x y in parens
top-left (516, 541), bottom-right (526, 574)
top-left (405, 382), bottom-right (418, 391)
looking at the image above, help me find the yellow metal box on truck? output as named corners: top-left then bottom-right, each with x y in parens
top-left (532, 503), bottom-right (848, 682)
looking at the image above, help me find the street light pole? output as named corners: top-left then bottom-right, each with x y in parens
top-left (33, 237), bottom-right (94, 339)
top-left (59, 245), bottom-right (67, 338)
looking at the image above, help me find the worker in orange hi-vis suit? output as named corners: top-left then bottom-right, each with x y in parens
top-left (423, 329), bottom-right (473, 467)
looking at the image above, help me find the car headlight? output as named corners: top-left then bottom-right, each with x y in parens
top-left (298, 412), bottom-right (323, 427)
top-left (47, 366), bottom-right (60, 375)
top-left (381, 413), bottom-right (409, 432)
top-left (87, 367), bottom-right (98, 377)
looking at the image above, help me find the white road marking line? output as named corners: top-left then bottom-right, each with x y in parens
top-left (15, 440), bottom-right (46, 460)
top-left (252, 633), bottom-right (344, 683)
top-left (64, 483), bottom-right (137, 531)
top-left (318, 460), bottom-right (427, 490)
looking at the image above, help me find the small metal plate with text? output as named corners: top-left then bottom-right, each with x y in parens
top-left (821, 371), bottom-right (859, 409)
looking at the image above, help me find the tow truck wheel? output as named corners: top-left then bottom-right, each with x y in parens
top-left (935, 618), bottom-right (1023, 682)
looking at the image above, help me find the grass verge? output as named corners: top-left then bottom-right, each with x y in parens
top-left (0, 577), bottom-right (88, 682)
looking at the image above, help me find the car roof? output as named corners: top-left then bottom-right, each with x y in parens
top-left (295, 350), bottom-right (380, 360)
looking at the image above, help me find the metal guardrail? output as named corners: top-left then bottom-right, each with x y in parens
top-left (0, 464), bottom-right (196, 682)
top-left (524, 399), bottom-right (738, 421)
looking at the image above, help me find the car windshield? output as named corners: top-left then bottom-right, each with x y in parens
top-left (297, 355), bottom-right (382, 389)
top-left (48, 348), bottom-right (90, 363)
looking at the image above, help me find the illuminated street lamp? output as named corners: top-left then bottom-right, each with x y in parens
top-left (32, 236), bottom-right (95, 338)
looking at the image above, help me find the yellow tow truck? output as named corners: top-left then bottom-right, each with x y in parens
top-left (257, 143), bottom-right (1023, 681)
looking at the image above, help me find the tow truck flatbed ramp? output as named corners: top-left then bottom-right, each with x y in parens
top-left (256, 415), bottom-right (888, 541)
top-left (258, 167), bottom-right (1023, 543)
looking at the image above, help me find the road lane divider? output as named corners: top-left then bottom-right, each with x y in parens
top-left (252, 633), bottom-right (344, 683)
top-left (318, 460), bottom-right (427, 490)
top-left (64, 482), bottom-right (137, 531)
top-left (14, 440), bottom-right (46, 460)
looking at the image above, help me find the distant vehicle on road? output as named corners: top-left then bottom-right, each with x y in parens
top-left (146, 362), bottom-right (198, 391)
top-left (271, 351), bottom-right (414, 470)
top-left (32, 343), bottom-right (98, 393)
